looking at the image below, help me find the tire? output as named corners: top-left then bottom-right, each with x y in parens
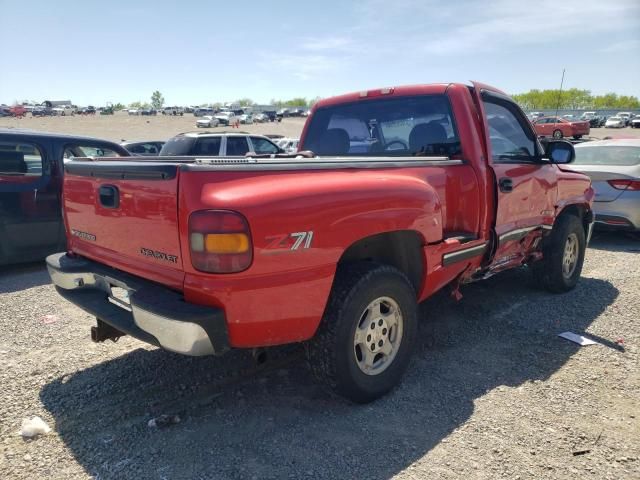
top-left (531, 214), bottom-right (586, 293)
top-left (306, 262), bottom-right (418, 403)
top-left (553, 129), bottom-right (563, 139)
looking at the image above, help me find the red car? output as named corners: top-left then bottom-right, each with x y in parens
top-left (48, 82), bottom-right (594, 402)
top-left (533, 116), bottom-right (590, 139)
top-left (9, 105), bottom-right (27, 117)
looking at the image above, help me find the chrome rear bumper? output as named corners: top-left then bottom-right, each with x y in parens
top-left (46, 253), bottom-right (229, 356)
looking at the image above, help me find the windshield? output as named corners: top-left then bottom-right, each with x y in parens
top-left (302, 94), bottom-right (461, 157)
top-left (574, 146), bottom-right (640, 166)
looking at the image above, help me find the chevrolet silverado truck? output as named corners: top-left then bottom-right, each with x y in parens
top-left (47, 82), bottom-right (594, 403)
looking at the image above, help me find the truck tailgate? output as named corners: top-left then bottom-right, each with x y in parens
top-left (63, 161), bottom-right (185, 289)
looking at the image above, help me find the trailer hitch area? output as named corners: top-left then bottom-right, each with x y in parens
top-left (91, 319), bottom-right (125, 343)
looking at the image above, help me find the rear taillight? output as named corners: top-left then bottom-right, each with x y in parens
top-left (607, 179), bottom-right (640, 191)
top-left (189, 210), bottom-right (252, 273)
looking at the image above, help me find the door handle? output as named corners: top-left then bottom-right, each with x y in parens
top-left (99, 185), bottom-right (120, 208)
top-left (499, 178), bottom-right (513, 193)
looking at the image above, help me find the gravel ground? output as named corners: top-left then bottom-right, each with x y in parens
top-left (0, 231), bottom-right (638, 479)
top-left (0, 112), bottom-right (308, 144)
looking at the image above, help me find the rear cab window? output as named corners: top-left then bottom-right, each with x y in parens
top-left (302, 95), bottom-right (461, 157)
top-left (0, 141), bottom-right (44, 177)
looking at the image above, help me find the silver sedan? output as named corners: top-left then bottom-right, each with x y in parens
top-left (570, 139), bottom-right (640, 231)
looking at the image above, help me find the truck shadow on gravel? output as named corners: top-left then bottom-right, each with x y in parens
top-left (40, 268), bottom-right (618, 480)
top-left (588, 231), bottom-right (640, 253)
top-left (0, 262), bottom-right (50, 294)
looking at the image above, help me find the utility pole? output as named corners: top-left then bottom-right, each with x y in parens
top-left (554, 69), bottom-right (565, 119)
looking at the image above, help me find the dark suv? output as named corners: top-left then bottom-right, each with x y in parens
top-left (159, 132), bottom-right (284, 156)
top-left (0, 129), bottom-right (129, 265)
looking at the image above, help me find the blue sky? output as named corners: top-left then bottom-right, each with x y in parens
top-left (1, 0), bottom-right (638, 106)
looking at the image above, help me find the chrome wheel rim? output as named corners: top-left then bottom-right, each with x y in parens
top-left (562, 233), bottom-right (579, 278)
top-left (553, 130), bottom-right (562, 139)
top-left (353, 296), bottom-right (403, 376)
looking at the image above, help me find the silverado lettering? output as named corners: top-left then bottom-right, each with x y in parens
top-left (71, 229), bottom-right (96, 242)
top-left (48, 81), bottom-right (594, 403)
top-left (140, 247), bottom-right (178, 263)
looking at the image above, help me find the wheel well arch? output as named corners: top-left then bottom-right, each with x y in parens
top-left (556, 203), bottom-right (593, 236)
top-left (337, 230), bottom-right (424, 293)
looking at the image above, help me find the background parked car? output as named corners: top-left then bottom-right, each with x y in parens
top-left (52, 106), bottom-right (74, 116)
top-left (214, 111), bottom-right (236, 126)
top-left (196, 115), bottom-right (220, 128)
top-left (77, 106), bottom-right (96, 115)
top-left (605, 116), bottom-right (626, 128)
top-left (630, 115), bottom-right (640, 129)
top-left (9, 105), bottom-right (27, 117)
top-left (617, 112), bottom-right (632, 126)
top-left (239, 114), bottom-right (253, 124)
top-left (193, 107), bottom-right (214, 117)
top-left (533, 116), bottom-right (590, 139)
top-left (569, 139), bottom-right (640, 232)
top-left (162, 106), bottom-right (184, 116)
top-left (0, 129), bottom-right (129, 265)
top-left (276, 137), bottom-right (299, 153)
top-left (140, 108), bottom-right (157, 116)
top-left (120, 140), bottom-right (165, 156)
top-left (159, 132), bottom-right (284, 156)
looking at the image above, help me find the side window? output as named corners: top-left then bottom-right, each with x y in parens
top-left (482, 98), bottom-right (537, 163)
top-left (250, 137), bottom-right (279, 154)
top-left (0, 141), bottom-right (43, 176)
top-left (192, 137), bottom-right (222, 156)
top-left (226, 137), bottom-right (249, 156)
top-left (64, 144), bottom-right (121, 162)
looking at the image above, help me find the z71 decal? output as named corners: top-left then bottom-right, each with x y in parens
top-left (265, 231), bottom-right (314, 252)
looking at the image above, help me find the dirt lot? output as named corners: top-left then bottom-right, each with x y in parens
top-left (0, 232), bottom-right (638, 480)
top-left (1, 112), bottom-right (640, 145)
top-left (0, 112), bottom-right (307, 144)
top-left (0, 114), bottom-right (639, 479)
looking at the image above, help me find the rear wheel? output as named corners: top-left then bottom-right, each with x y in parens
top-left (306, 263), bottom-right (418, 403)
top-left (531, 214), bottom-right (586, 293)
top-left (553, 129), bottom-right (563, 139)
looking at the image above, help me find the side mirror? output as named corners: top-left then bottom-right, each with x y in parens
top-left (544, 140), bottom-right (575, 164)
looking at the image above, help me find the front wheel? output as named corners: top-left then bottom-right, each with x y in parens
top-left (306, 263), bottom-right (418, 403)
top-left (553, 129), bottom-right (563, 139)
top-left (531, 214), bottom-right (586, 293)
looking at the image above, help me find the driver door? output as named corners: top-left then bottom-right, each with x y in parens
top-left (472, 86), bottom-right (559, 263)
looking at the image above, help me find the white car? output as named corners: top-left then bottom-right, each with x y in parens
top-left (276, 137), bottom-right (300, 153)
top-left (605, 116), bottom-right (625, 128)
top-left (239, 114), bottom-right (253, 124)
top-left (215, 111), bottom-right (237, 126)
top-left (617, 112), bottom-right (632, 126)
top-left (52, 106), bottom-right (74, 116)
top-left (196, 115), bottom-right (219, 128)
top-left (128, 109), bottom-right (140, 115)
top-left (630, 116), bottom-right (640, 129)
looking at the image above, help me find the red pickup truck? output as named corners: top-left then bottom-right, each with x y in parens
top-left (47, 82), bottom-right (594, 402)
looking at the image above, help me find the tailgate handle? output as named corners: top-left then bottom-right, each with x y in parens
top-left (99, 185), bottom-right (120, 208)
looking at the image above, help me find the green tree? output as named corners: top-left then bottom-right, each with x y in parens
top-left (512, 89), bottom-right (639, 110)
top-left (151, 90), bottom-right (165, 109)
top-left (236, 98), bottom-right (255, 107)
top-left (113, 102), bottom-right (125, 111)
